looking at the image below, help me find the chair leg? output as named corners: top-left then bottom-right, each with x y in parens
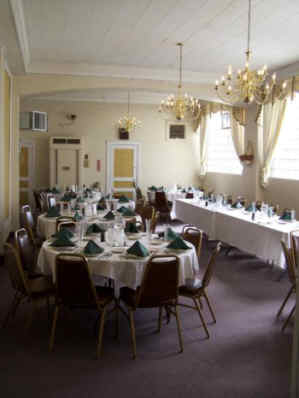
top-left (158, 306), bottom-right (163, 332)
top-left (128, 308), bottom-right (137, 359)
top-left (49, 305), bottom-right (60, 352)
top-left (193, 297), bottom-right (210, 339)
top-left (97, 307), bottom-right (107, 358)
top-left (277, 286), bottom-right (294, 318)
top-left (203, 291), bottom-right (216, 323)
top-left (282, 305), bottom-right (296, 332)
top-left (174, 305), bottom-right (183, 353)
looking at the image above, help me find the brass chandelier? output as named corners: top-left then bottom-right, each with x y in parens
top-left (118, 92), bottom-right (141, 132)
top-left (159, 43), bottom-right (201, 121)
top-left (215, 0), bottom-right (284, 105)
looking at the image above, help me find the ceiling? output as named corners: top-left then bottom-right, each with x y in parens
top-left (4, 0), bottom-right (299, 102)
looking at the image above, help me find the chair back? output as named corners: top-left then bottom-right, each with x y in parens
top-left (182, 227), bottom-right (203, 258)
top-left (15, 228), bottom-right (37, 275)
top-left (135, 186), bottom-right (143, 201)
top-left (137, 205), bottom-right (155, 231)
top-left (56, 216), bottom-right (76, 232)
top-left (290, 230), bottom-right (299, 268)
top-left (55, 254), bottom-right (99, 307)
top-left (201, 242), bottom-right (222, 288)
top-left (186, 192), bottom-right (194, 199)
top-left (33, 190), bottom-right (42, 212)
top-left (147, 190), bottom-right (155, 205)
top-left (40, 191), bottom-right (48, 212)
top-left (137, 255), bottom-right (179, 308)
top-left (20, 205), bottom-right (35, 231)
top-left (48, 195), bottom-right (56, 209)
top-left (4, 243), bottom-right (29, 296)
top-left (281, 240), bottom-right (296, 285)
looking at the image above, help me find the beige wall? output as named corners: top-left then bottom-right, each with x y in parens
top-left (20, 100), bottom-right (199, 193)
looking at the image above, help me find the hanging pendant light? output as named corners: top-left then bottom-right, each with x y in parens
top-left (118, 92), bottom-right (141, 132)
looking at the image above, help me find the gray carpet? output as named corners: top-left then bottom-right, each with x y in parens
top-left (0, 241), bottom-right (294, 398)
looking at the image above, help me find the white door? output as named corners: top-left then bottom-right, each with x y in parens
top-left (57, 149), bottom-right (78, 188)
top-left (19, 140), bottom-right (35, 207)
top-left (106, 141), bottom-right (140, 199)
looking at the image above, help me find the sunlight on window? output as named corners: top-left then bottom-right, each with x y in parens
top-left (271, 93), bottom-right (299, 180)
top-left (207, 112), bottom-right (243, 175)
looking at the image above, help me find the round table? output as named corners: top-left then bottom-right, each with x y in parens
top-left (37, 235), bottom-right (199, 291)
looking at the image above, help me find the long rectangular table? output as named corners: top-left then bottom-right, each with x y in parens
top-left (175, 198), bottom-right (299, 268)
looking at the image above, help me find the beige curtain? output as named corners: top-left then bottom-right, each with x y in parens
top-left (198, 105), bottom-right (210, 178)
top-left (260, 98), bottom-right (287, 188)
top-left (230, 109), bottom-right (245, 157)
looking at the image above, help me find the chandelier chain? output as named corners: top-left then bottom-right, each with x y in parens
top-left (247, 0), bottom-right (251, 55)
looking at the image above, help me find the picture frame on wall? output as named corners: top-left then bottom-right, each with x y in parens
top-left (119, 128), bottom-right (129, 140)
top-left (165, 121), bottom-right (186, 141)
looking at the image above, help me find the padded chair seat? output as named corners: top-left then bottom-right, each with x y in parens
top-left (28, 276), bottom-right (55, 298)
top-left (179, 278), bottom-right (203, 295)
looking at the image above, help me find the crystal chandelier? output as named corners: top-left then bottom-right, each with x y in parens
top-left (215, 0), bottom-right (284, 105)
top-left (159, 43), bottom-right (201, 121)
top-left (118, 92), bottom-right (141, 132)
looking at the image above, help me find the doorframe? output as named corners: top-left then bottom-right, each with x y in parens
top-left (106, 141), bottom-right (141, 195)
top-left (19, 138), bottom-right (36, 207)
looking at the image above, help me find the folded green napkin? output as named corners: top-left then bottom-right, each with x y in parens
top-left (167, 236), bottom-right (189, 250)
top-left (73, 211), bottom-right (82, 221)
top-left (46, 206), bottom-right (61, 218)
top-left (117, 206), bottom-right (127, 213)
top-left (280, 211), bottom-right (291, 221)
top-left (86, 223), bottom-right (105, 234)
top-left (165, 227), bottom-right (179, 241)
top-left (148, 186), bottom-right (157, 191)
top-left (52, 228), bottom-right (74, 239)
top-left (104, 211), bottom-right (115, 220)
top-left (232, 201), bottom-right (243, 209)
top-left (127, 240), bottom-right (149, 257)
top-left (125, 222), bottom-right (139, 234)
top-left (61, 195), bottom-right (71, 202)
top-left (245, 204), bottom-right (254, 212)
top-left (122, 208), bottom-right (136, 217)
top-left (50, 235), bottom-right (75, 247)
top-left (84, 240), bottom-right (104, 255)
top-left (74, 204), bottom-right (80, 211)
top-left (51, 187), bottom-right (60, 194)
top-left (118, 195), bottom-right (130, 203)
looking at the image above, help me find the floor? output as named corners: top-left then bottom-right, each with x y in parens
top-left (0, 231), bottom-right (294, 398)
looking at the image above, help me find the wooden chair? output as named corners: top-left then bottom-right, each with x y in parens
top-left (2, 243), bottom-right (54, 329)
top-left (56, 216), bottom-right (76, 232)
top-left (154, 191), bottom-right (172, 222)
top-left (47, 195), bottom-right (56, 209)
top-left (33, 190), bottom-right (43, 213)
top-left (278, 241), bottom-right (296, 331)
top-left (49, 253), bottom-right (115, 357)
top-left (136, 204), bottom-right (157, 233)
top-left (290, 230), bottom-right (299, 268)
top-left (147, 190), bottom-right (155, 205)
top-left (119, 254), bottom-right (183, 359)
top-left (185, 192), bottom-right (194, 199)
top-left (15, 228), bottom-right (43, 279)
top-left (178, 243), bottom-right (222, 338)
top-left (182, 227), bottom-right (203, 259)
top-left (20, 205), bottom-right (38, 244)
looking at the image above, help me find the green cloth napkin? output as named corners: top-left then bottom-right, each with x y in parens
top-left (165, 227), bottom-right (179, 241)
top-left (74, 204), bottom-right (80, 211)
top-left (61, 195), bottom-right (71, 202)
top-left (125, 222), bottom-right (139, 234)
top-left (52, 228), bottom-right (74, 239)
top-left (280, 211), bottom-right (291, 220)
top-left (46, 206), bottom-right (61, 218)
top-left (232, 201), bottom-right (243, 209)
top-left (122, 208), bottom-right (136, 217)
top-left (148, 186), bottom-right (157, 191)
top-left (118, 195), bottom-right (130, 203)
top-left (51, 187), bottom-right (60, 194)
top-left (117, 206), bottom-right (127, 213)
top-left (86, 223), bottom-right (105, 234)
top-left (73, 211), bottom-right (82, 221)
top-left (167, 236), bottom-right (189, 250)
top-left (50, 235), bottom-right (75, 247)
top-left (245, 204), bottom-right (254, 212)
top-left (104, 211), bottom-right (115, 220)
top-left (84, 240), bottom-right (104, 255)
top-left (127, 240), bottom-right (149, 257)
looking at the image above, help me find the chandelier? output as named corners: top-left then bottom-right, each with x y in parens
top-left (215, 0), bottom-right (284, 105)
top-left (159, 43), bottom-right (201, 121)
top-left (118, 92), bottom-right (141, 132)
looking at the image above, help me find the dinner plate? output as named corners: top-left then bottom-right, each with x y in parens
top-left (126, 233), bottom-right (143, 240)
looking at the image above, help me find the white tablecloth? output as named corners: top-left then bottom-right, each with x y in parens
top-left (174, 198), bottom-right (299, 267)
top-left (37, 237), bottom-right (199, 290)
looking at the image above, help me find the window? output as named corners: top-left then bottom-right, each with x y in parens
top-left (270, 93), bottom-right (299, 180)
top-left (207, 112), bottom-right (243, 175)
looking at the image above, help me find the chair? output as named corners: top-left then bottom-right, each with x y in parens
top-left (119, 254), bottom-right (183, 359)
top-left (47, 195), bottom-right (56, 209)
top-left (33, 190), bottom-right (43, 213)
top-left (185, 192), bottom-right (194, 199)
top-left (49, 253), bottom-right (115, 357)
top-left (2, 243), bottom-right (54, 329)
top-left (39, 191), bottom-right (49, 212)
top-left (20, 205), bottom-right (37, 242)
top-left (147, 190), bottom-right (155, 205)
top-left (136, 204), bottom-right (156, 233)
top-left (182, 227), bottom-right (203, 259)
top-left (277, 241), bottom-right (296, 331)
top-left (290, 230), bottom-right (299, 268)
top-left (154, 191), bottom-right (172, 222)
top-left (179, 243), bottom-right (222, 338)
top-left (15, 228), bottom-right (43, 279)
top-left (56, 216), bottom-right (76, 232)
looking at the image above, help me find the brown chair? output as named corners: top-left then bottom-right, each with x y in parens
top-left (20, 205), bottom-right (36, 242)
top-left (278, 241), bottom-right (296, 331)
top-left (179, 242), bottom-right (222, 338)
top-left (15, 228), bottom-right (42, 279)
top-left (290, 230), bottom-right (299, 268)
top-left (154, 191), bottom-right (172, 222)
top-left (2, 243), bottom-right (54, 329)
top-left (33, 190), bottom-right (43, 213)
top-left (119, 254), bottom-right (183, 359)
top-left (56, 216), bottom-right (76, 233)
top-left (136, 204), bottom-right (157, 233)
top-left (182, 227), bottom-right (203, 259)
top-left (47, 195), bottom-right (56, 209)
top-left (49, 253), bottom-right (115, 357)
top-left (147, 190), bottom-right (156, 206)
top-left (186, 192), bottom-right (194, 199)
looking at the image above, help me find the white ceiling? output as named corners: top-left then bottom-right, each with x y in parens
top-left (4, 0), bottom-right (299, 102)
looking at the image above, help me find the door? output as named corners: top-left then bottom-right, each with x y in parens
top-left (57, 149), bottom-right (78, 188)
top-left (106, 142), bottom-right (140, 199)
top-left (19, 140), bottom-right (35, 207)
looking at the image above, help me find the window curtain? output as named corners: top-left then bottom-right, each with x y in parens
top-left (260, 98), bottom-right (287, 188)
top-left (230, 109), bottom-right (245, 158)
top-left (198, 105), bottom-right (210, 178)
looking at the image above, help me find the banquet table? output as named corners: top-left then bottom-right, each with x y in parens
top-left (37, 235), bottom-right (199, 291)
top-left (175, 198), bottom-right (299, 268)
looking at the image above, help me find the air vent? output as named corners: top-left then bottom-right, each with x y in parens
top-left (53, 138), bottom-right (67, 144)
top-left (67, 138), bottom-right (81, 144)
top-left (50, 137), bottom-right (83, 148)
